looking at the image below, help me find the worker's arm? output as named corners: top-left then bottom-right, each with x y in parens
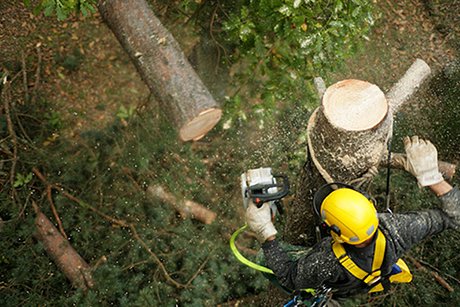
top-left (245, 202), bottom-right (341, 290)
top-left (429, 180), bottom-right (453, 196)
top-left (261, 238), bottom-right (340, 291)
top-left (404, 136), bottom-right (460, 227)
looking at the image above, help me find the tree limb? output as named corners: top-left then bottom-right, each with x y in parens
top-left (380, 152), bottom-right (456, 180)
top-left (407, 256), bottom-right (454, 292)
top-left (147, 186), bottom-right (217, 224)
top-left (32, 168), bottom-right (128, 227)
top-left (33, 201), bottom-right (94, 291)
top-left (2, 75), bottom-right (19, 210)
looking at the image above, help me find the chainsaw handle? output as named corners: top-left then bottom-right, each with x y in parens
top-left (247, 174), bottom-right (290, 208)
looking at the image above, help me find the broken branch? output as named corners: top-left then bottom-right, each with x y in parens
top-left (32, 168), bottom-right (128, 227)
top-left (47, 185), bottom-right (68, 240)
top-left (147, 186), bottom-right (217, 224)
top-left (407, 256), bottom-right (454, 292)
top-left (33, 201), bottom-right (94, 291)
top-left (2, 76), bottom-right (19, 210)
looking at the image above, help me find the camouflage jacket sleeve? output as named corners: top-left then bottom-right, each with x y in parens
top-left (438, 185), bottom-right (460, 228)
top-left (261, 238), bottom-right (342, 291)
top-left (379, 185), bottom-right (460, 259)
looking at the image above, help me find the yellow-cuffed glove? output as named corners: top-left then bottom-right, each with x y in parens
top-left (404, 136), bottom-right (443, 187)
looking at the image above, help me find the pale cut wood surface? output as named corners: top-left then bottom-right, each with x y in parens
top-left (322, 79), bottom-right (388, 131)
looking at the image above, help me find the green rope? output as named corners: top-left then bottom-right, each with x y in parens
top-left (230, 223), bottom-right (274, 274)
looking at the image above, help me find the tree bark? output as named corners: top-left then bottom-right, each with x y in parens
top-left (33, 203), bottom-right (93, 291)
top-left (97, 0), bottom-right (222, 141)
top-left (284, 59), bottom-right (433, 246)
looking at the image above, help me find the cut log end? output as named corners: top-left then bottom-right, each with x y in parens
top-left (322, 79), bottom-right (388, 131)
top-left (179, 108), bottom-right (222, 141)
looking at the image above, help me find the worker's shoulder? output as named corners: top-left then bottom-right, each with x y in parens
top-left (310, 237), bottom-right (338, 259)
top-left (377, 212), bottom-right (411, 234)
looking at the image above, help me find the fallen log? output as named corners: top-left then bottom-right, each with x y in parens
top-left (97, 0), bottom-right (222, 141)
top-left (147, 186), bottom-right (216, 224)
top-left (33, 202), bottom-right (93, 291)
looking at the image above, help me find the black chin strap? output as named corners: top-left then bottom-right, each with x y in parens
top-left (306, 145), bottom-right (323, 243)
top-left (385, 135), bottom-right (393, 214)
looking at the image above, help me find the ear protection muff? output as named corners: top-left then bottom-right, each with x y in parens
top-left (313, 182), bottom-right (374, 238)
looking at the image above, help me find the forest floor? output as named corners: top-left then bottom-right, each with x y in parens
top-left (1, 0), bottom-right (459, 136)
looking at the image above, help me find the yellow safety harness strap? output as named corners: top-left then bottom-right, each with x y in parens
top-left (372, 230), bottom-right (386, 272)
top-left (332, 229), bottom-right (386, 284)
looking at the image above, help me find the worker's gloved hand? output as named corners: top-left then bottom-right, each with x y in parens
top-left (245, 203), bottom-right (277, 242)
top-left (403, 136), bottom-right (443, 187)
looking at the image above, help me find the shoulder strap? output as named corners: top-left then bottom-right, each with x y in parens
top-left (332, 229), bottom-right (386, 285)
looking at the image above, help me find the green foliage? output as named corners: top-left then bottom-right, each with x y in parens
top-left (117, 105), bottom-right (136, 120)
top-left (13, 172), bottom-right (33, 188)
top-left (0, 93), bottom-right (269, 305)
top-left (182, 0), bottom-right (378, 125)
top-left (44, 110), bottom-right (64, 129)
top-left (29, 0), bottom-right (97, 21)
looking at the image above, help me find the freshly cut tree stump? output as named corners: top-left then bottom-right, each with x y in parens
top-left (97, 0), bottom-right (222, 141)
top-left (308, 79), bottom-right (392, 183)
top-left (284, 59), bottom-right (433, 246)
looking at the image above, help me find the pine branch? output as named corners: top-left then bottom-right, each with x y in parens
top-left (2, 75), bottom-right (20, 210)
top-left (47, 185), bottom-right (68, 240)
top-left (32, 168), bottom-right (129, 227)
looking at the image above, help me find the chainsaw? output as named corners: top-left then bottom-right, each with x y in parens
top-left (241, 167), bottom-right (290, 216)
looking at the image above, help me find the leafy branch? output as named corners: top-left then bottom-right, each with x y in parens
top-left (28, 0), bottom-right (97, 21)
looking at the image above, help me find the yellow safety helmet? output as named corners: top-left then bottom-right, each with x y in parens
top-left (314, 183), bottom-right (378, 245)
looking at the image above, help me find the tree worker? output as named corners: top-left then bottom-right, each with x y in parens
top-left (245, 136), bottom-right (460, 302)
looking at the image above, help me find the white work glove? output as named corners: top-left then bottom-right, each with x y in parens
top-left (245, 203), bottom-right (277, 242)
top-left (403, 136), bottom-right (443, 187)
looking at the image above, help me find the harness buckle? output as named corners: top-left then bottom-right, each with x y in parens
top-left (366, 275), bottom-right (381, 287)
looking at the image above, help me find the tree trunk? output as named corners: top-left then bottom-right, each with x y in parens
top-left (284, 59), bottom-right (432, 246)
top-left (263, 59), bottom-right (433, 306)
top-left (97, 0), bottom-right (222, 141)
